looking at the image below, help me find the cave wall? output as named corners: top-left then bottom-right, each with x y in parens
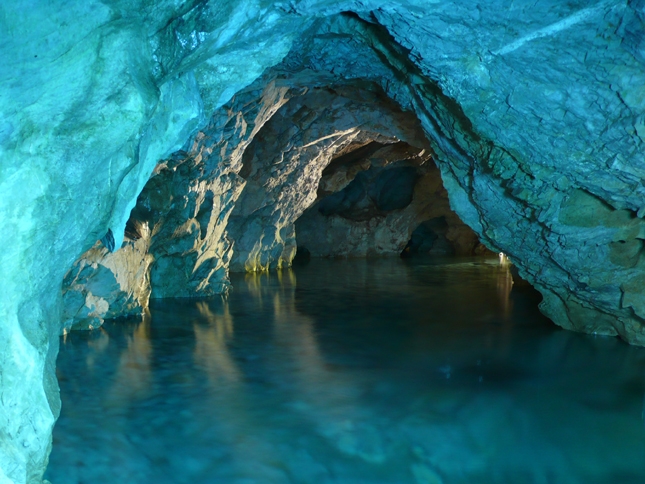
top-left (60, 74), bottom-right (439, 320)
top-left (3, 1), bottom-right (645, 481)
top-left (61, 3), bottom-right (645, 342)
top-left (355, 4), bottom-right (645, 342)
top-left (278, 8), bottom-right (645, 343)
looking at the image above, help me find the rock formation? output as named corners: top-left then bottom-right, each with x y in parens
top-left (61, 232), bottom-right (153, 333)
top-left (225, 81), bottom-right (437, 270)
top-left (2, 1), bottom-right (645, 481)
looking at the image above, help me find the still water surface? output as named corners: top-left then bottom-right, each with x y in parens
top-left (46, 257), bottom-right (645, 483)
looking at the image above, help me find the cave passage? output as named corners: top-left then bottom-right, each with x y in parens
top-left (5, 2), bottom-right (645, 482)
top-left (46, 257), bottom-right (645, 483)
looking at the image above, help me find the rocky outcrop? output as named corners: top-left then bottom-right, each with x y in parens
top-left (4, 1), bottom-right (645, 481)
top-left (61, 231), bottom-right (153, 332)
top-left (138, 76), bottom-right (298, 297)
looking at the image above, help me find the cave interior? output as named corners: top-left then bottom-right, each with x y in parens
top-left (2, 1), bottom-right (645, 482)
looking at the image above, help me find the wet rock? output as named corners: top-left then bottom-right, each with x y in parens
top-left (61, 228), bottom-right (153, 332)
top-left (225, 81), bottom-right (431, 271)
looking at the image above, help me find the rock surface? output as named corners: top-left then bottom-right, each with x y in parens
top-left (59, 72), bottom-right (484, 327)
top-left (2, 0), bottom-right (645, 481)
top-left (61, 1), bottom-right (645, 351)
top-left (0, 2), bottom-right (306, 480)
top-left (61, 74), bottom-right (452, 317)
top-left (61, 228), bottom-right (153, 333)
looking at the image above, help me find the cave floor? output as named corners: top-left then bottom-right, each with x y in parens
top-left (46, 257), bottom-right (645, 484)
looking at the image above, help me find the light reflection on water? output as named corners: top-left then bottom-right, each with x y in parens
top-left (46, 257), bottom-right (645, 483)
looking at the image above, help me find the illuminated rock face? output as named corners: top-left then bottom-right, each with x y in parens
top-left (61, 232), bottom-right (153, 333)
top-left (60, 73), bottom-right (483, 318)
top-left (3, 0), bottom-right (645, 481)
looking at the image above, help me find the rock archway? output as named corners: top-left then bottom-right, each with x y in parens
top-left (63, 9), bottom-right (645, 348)
top-left (60, 69), bottom-right (488, 332)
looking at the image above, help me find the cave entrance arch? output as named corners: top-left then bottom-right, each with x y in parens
top-left (61, 55), bottom-right (508, 333)
top-left (222, 81), bottom-right (492, 271)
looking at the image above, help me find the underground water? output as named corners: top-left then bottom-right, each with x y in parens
top-left (46, 257), bottom-right (645, 483)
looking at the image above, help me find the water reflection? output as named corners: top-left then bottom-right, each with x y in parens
top-left (106, 313), bottom-right (153, 405)
top-left (47, 257), bottom-right (645, 484)
top-left (193, 301), bottom-right (240, 384)
top-left (248, 269), bottom-right (390, 465)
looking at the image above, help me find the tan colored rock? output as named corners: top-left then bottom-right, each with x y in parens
top-left (61, 225), bottom-right (153, 332)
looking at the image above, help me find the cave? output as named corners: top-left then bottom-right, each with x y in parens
top-left (3, 1), bottom-right (645, 483)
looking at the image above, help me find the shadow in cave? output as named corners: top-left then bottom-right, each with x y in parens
top-left (401, 216), bottom-right (453, 257)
